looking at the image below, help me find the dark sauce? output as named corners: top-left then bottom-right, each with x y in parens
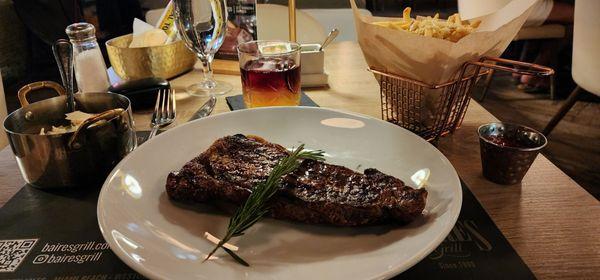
top-left (484, 134), bottom-right (538, 149)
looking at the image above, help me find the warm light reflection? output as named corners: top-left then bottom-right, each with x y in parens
top-left (411, 168), bottom-right (431, 188)
top-left (112, 230), bottom-right (140, 250)
top-left (173, 248), bottom-right (200, 261)
top-left (111, 230), bottom-right (145, 263)
top-left (121, 174), bottom-right (142, 199)
top-left (110, 170), bottom-right (143, 199)
top-left (127, 223), bottom-right (139, 231)
top-left (320, 118), bottom-right (365, 129)
top-left (131, 253), bottom-right (146, 263)
top-left (146, 223), bottom-right (204, 254)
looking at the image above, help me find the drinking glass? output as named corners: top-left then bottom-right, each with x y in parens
top-left (174, 0), bottom-right (232, 96)
top-left (237, 40), bottom-right (301, 108)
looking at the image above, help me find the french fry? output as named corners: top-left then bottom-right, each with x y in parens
top-left (372, 8), bottom-right (480, 42)
top-left (402, 7), bottom-right (412, 21)
top-left (470, 20), bottom-right (482, 28)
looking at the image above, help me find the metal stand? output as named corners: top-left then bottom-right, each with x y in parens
top-left (371, 57), bottom-right (554, 142)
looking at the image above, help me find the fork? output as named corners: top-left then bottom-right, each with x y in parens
top-left (148, 89), bottom-right (176, 139)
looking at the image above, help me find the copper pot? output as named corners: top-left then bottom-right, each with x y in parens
top-left (3, 82), bottom-right (137, 188)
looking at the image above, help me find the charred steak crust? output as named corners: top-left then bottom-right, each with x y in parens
top-left (166, 134), bottom-right (427, 226)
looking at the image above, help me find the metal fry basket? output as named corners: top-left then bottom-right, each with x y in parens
top-left (370, 57), bottom-right (554, 141)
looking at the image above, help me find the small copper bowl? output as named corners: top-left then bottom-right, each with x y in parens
top-left (106, 34), bottom-right (196, 80)
top-left (478, 122), bottom-right (547, 185)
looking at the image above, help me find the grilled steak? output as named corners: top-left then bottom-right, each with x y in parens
top-left (166, 134), bottom-right (427, 226)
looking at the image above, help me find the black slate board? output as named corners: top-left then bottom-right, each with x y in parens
top-left (0, 186), bottom-right (142, 279)
top-left (225, 92), bottom-right (318, 110)
top-left (0, 130), bottom-right (534, 279)
top-left (399, 183), bottom-right (535, 279)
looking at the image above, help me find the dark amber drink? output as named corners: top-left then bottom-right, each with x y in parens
top-left (237, 41), bottom-right (301, 108)
top-left (240, 59), bottom-right (301, 108)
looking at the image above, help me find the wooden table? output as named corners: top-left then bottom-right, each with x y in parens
top-left (1, 42), bottom-right (598, 279)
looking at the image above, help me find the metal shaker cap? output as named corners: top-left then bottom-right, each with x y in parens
top-left (66, 22), bottom-right (96, 42)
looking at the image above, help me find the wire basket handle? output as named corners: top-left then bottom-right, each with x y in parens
top-left (467, 56), bottom-right (555, 77)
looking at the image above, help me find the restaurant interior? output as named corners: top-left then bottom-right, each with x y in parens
top-left (0, 0), bottom-right (597, 279)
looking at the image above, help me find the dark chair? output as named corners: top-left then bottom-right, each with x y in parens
top-left (542, 1), bottom-right (599, 136)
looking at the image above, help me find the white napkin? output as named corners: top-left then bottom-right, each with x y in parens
top-left (129, 18), bottom-right (168, 48)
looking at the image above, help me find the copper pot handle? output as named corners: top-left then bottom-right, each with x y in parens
top-left (68, 108), bottom-right (125, 150)
top-left (17, 81), bottom-right (67, 107)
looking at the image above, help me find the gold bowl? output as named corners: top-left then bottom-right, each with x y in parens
top-left (106, 34), bottom-right (196, 80)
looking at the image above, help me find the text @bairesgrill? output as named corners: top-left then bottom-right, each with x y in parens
top-left (32, 241), bottom-right (110, 265)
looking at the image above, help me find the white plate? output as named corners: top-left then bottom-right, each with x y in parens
top-left (98, 107), bottom-right (461, 280)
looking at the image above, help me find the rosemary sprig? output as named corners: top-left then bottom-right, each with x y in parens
top-left (204, 144), bottom-right (325, 266)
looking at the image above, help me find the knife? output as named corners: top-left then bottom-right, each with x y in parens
top-left (188, 95), bottom-right (217, 121)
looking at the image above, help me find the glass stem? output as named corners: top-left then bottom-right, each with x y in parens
top-left (200, 55), bottom-right (217, 89)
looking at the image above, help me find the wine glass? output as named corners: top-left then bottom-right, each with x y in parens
top-left (174, 0), bottom-right (232, 96)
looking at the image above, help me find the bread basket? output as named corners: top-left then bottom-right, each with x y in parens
top-left (106, 34), bottom-right (196, 80)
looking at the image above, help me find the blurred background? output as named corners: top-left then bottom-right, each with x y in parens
top-left (0, 0), bottom-right (597, 199)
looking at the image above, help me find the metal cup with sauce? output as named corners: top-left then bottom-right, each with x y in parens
top-left (3, 82), bottom-right (137, 188)
top-left (478, 122), bottom-right (547, 185)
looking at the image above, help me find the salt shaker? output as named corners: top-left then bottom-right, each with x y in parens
top-left (66, 23), bottom-right (110, 93)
